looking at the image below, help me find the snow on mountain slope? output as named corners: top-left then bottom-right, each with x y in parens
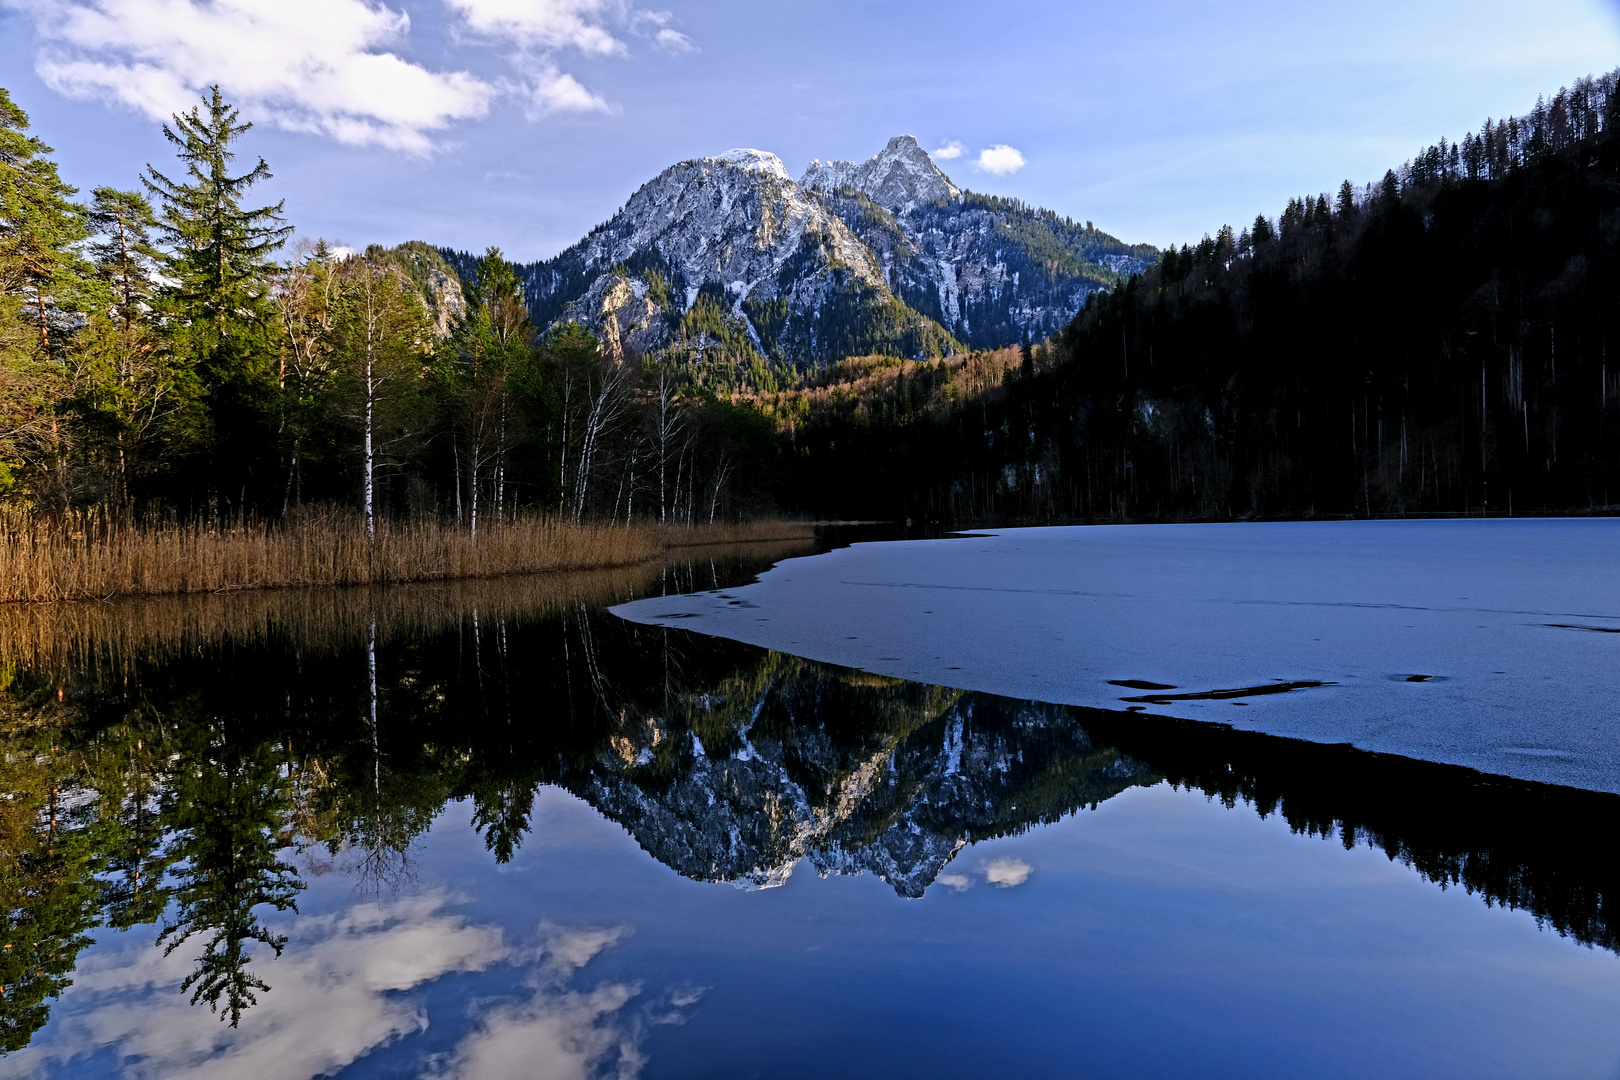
top-left (488, 137), bottom-right (1156, 367)
top-left (801, 134), bottom-right (962, 214)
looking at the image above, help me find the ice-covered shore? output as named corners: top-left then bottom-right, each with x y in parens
top-left (612, 520), bottom-right (1620, 793)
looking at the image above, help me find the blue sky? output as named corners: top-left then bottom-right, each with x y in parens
top-left (2, 0), bottom-right (1619, 261)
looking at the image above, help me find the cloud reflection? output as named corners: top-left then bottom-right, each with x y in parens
top-left (431, 923), bottom-right (699, 1080)
top-left (982, 858), bottom-right (1032, 888)
top-left (0, 893), bottom-right (507, 1080)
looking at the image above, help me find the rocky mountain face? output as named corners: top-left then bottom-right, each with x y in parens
top-left (369, 240), bottom-right (467, 339)
top-left (453, 136), bottom-right (1154, 368)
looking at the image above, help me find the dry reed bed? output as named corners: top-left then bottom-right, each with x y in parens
top-left (0, 509), bottom-right (814, 604)
top-left (0, 538), bottom-right (816, 675)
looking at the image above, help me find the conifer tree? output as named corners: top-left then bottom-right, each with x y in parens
top-left (144, 87), bottom-right (292, 509)
top-left (0, 89), bottom-right (88, 355)
top-left (74, 188), bottom-right (202, 502)
top-left (0, 89), bottom-right (89, 503)
top-left (88, 187), bottom-right (160, 332)
top-left (144, 87), bottom-right (290, 338)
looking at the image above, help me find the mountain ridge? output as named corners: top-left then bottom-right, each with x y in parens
top-left (439, 135), bottom-right (1154, 373)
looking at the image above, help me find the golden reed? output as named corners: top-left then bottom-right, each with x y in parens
top-left (0, 538), bottom-right (816, 674)
top-left (0, 506), bottom-right (814, 603)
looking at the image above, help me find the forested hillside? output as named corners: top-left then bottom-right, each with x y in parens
top-left (770, 70), bottom-right (1620, 522)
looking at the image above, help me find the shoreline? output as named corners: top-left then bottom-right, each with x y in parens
top-left (614, 519), bottom-right (1620, 794)
top-left (0, 510), bottom-right (815, 604)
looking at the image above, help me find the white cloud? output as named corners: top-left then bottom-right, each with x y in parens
top-left (444, 2), bottom-right (697, 57)
top-left (12, 0), bottom-right (496, 154)
top-left (632, 10), bottom-right (697, 55)
top-left (446, 0), bottom-right (628, 55)
top-left (936, 872), bottom-right (973, 892)
top-left (931, 140), bottom-right (965, 161)
top-left (652, 27), bottom-right (696, 54)
top-left (0, 893), bottom-right (509, 1080)
top-left (516, 58), bottom-right (614, 118)
top-left (975, 144), bottom-right (1027, 176)
top-left (982, 857), bottom-right (1032, 888)
top-left (445, 1), bottom-right (697, 119)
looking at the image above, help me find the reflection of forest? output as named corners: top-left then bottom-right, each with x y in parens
top-left (3, 547), bottom-right (1619, 1049)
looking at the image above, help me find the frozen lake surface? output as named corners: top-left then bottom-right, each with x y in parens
top-left (615, 520), bottom-right (1620, 792)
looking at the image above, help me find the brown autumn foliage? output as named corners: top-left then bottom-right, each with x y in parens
top-left (0, 505), bottom-right (813, 603)
top-left (727, 347), bottom-right (1029, 435)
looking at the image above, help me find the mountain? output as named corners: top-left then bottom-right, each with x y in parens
top-left (443, 136), bottom-right (1154, 371)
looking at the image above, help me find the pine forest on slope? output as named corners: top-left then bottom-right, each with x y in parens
top-left (717, 70), bottom-right (1620, 523)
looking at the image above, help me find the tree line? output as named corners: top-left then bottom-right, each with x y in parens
top-left (0, 87), bottom-right (771, 529)
top-left (763, 69), bottom-right (1620, 522)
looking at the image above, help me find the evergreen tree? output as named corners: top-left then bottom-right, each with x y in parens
top-left (0, 89), bottom-right (88, 355)
top-left (87, 187), bottom-right (160, 333)
top-left (144, 87), bottom-right (292, 510)
top-left (73, 187), bottom-right (202, 502)
top-left (156, 723), bottom-right (304, 1027)
top-left (0, 90), bottom-right (89, 504)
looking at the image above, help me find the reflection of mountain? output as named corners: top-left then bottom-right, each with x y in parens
top-left (6, 563), bottom-right (1620, 1047)
top-left (573, 673), bottom-right (1153, 896)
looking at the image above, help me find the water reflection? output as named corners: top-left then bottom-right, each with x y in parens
top-left (1, 541), bottom-right (1618, 1059)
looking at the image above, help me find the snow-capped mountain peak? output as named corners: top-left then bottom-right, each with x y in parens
top-left (488, 135), bottom-right (1154, 370)
top-left (801, 134), bottom-right (961, 213)
top-left (707, 148), bottom-right (793, 183)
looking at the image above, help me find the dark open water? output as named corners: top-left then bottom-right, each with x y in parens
top-left (2, 541), bottom-right (1618, 1079)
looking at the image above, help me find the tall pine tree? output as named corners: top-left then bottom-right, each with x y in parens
top-left (0, 89), bottom-right (89, 503)
top-left (144, 87), bottom-right (291, 511)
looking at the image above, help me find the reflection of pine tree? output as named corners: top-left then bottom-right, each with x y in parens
top-left (157, 718), bottom-right (303, 1026)
top-left (0, 696), bottom-right (101, 1052)
top-left (87, 707), bottom-right (179, 932)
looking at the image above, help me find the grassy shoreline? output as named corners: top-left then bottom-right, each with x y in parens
top-left (0, 508), bottom-right (814, 603)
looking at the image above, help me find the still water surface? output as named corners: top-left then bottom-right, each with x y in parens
top-left (2, 541), bottom-right (1618, 1078)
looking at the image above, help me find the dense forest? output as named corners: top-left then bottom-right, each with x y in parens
top-left (776, 71), bottom-right (1620, 521)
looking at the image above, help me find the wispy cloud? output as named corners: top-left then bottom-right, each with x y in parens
top-left (5, 0), bottom-right (696, 149)
top-left (633, 10), bottom-right (698, 55)
top-left (446, 0), bottom-right (629, 55)
top-left (975, 144), bottom-right (1027, 176)
top-left (445, 0), bottom-right (697, 119)
top-left (514, 58), bottom-right (614, 118)
top-left (9, 0), bottom-right (496, 154)
top-left (931, 140), bottom-right (965, 161)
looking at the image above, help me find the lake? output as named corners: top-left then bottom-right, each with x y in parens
top-left (2, 526), bottom-right (1619, 1079)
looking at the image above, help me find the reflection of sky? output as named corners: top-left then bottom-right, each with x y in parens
top-left (14, 786), bottom-right (1620, 1079)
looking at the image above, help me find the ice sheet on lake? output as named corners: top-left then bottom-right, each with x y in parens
top-left (613, 520), bottom-right (1620, 793)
